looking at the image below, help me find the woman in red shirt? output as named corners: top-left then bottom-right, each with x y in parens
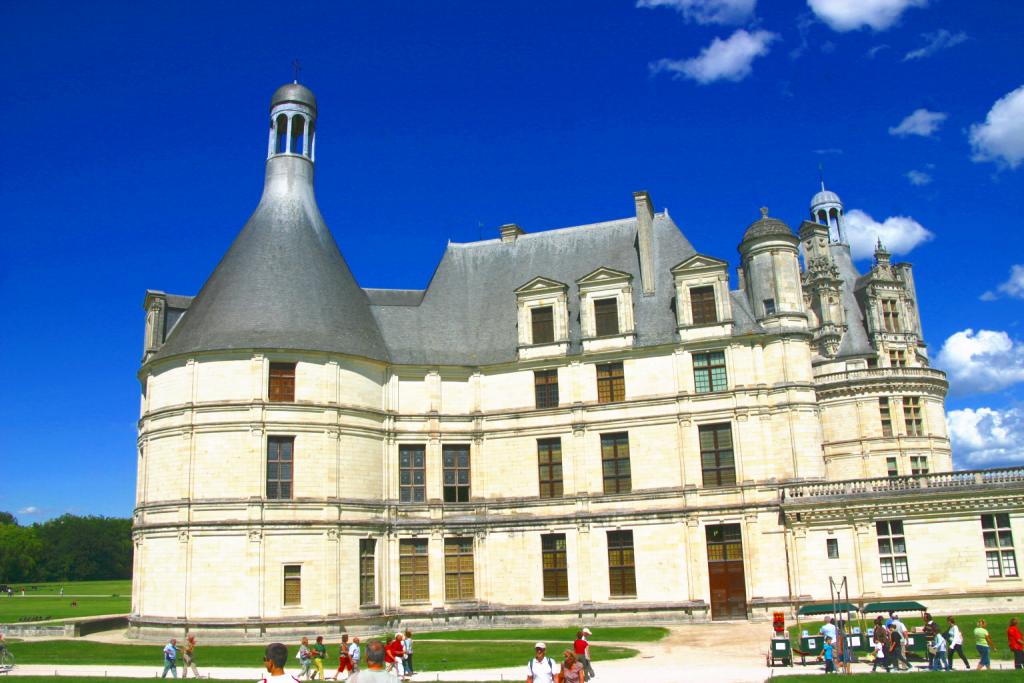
top-left (1009, 617), bottom-right (1024, 670)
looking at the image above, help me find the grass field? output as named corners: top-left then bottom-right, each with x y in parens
top-left (415, 626), bottom-right (668, 642)
top-left (4, 640), bottom-right (637, 670)
top-left (2, 580), bottom-right (131, 596)
top-left (0, 580), bottom-right (131, 623)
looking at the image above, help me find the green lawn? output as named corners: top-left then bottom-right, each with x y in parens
top-left (415, 626), bottom-right (668, 642)
top-left (1, 579), bottom-right (131, 596)
top-left (0, 595), bottom-right (130, 623)
top-left (5, 640), bottom-right (637, 670)
top-left (776, 672), bottom-right (1021, 682)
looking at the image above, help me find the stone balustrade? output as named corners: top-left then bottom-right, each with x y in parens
top-left (782, 466), bottom-right (1024, 502)
top-left (815, 366), bottom-right (947, 386)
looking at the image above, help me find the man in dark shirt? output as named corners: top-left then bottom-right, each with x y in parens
top-left (888, 623), bottom-right (908, 670)
top-left (923, 613), bottom-right (939, 669)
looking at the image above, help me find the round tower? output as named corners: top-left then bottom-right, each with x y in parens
top-left (738, 207), bottom-right (805, 324)
top-left (267, 83), bottom-right (317, 160)
top-left (810, 183), bottom-right (846, 244)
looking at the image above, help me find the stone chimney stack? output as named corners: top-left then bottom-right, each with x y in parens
top-left (499, 223), bottom-right (525, 243)
top-left (634, 191), bottom-right (656, 296)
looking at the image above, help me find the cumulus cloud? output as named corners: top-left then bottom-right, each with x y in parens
top-left (650, 29), bottom-right (779, 84)
top-left (844, 209), bottom-right (934, 260)
top-left (888, 109), bottom-right (947, 137)
top-left (948, 406), bottom-right (1024, 467)
top-left (807, 0), bottom-right (927, 32)
top-left (17, 506), bottom-right (39, 515)
top-left (969, 85), bottom-right (1024, 169)
top-left (905, 170), bottom-right (932, 185)
top-left (904, 29), bottom-right (968, 60)
top-left (936, 329), bottom-right (1024, 395)
top-left (637, 0), bottom-right (756, 24)
top-left (981, 264), bottom-right (1024, 301)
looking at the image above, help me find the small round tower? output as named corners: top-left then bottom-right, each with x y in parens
top-left (738, 207), bottom-right (805, 323)
top-left (810, 183), bottom-right (846, 244)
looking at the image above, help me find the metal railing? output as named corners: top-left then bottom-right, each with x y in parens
top-left (782, 467), bottom-right (1024, 501)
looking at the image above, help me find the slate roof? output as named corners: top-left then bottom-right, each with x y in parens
top-left (830, 243), bottom-right (874, 358)
top-left (740, 212), bottom-right (796, 244)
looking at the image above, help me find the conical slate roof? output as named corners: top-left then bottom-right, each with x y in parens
top-left (153, 155), bottom-right (389, 363)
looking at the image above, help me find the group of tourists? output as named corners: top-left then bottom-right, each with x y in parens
top-left (262, 639), bottom-right (401, 683)
top-left (525, 627), bottom-right (597, 683)
top-left (291, 631), bottom-right (413, 681)
top-left (160, 636), bottom-right (200, 678)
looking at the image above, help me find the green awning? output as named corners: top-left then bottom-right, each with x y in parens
top-left (798, 602), bottom-right (857, 616)
top-left (862, 601), bottom-right (927, 614)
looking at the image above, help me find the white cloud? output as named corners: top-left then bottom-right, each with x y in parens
top-left (905, 170), bottom-right (932, 185)
top-left (948, 406), bottom-right (1024, 467)
top-left (807, 0), bottom-right (927, 32)
top-left (650, 29), bottom-right (779, 84)
top-left (969, 85), bottom-right (1024, 169)
top-left (17, 506), bottom-right (39, 515)
top-left (637, 0), bottom-right (756, 24)
top-left (981, 264), bottom-right (1024, 301)
top-left (866, 44), bottom-right (890, 58)
top-left (904, 29), bottom-right (968, 60)
top-left (936, 329), bottom-right (1024, 395)
top-left (843, 208), bottom-right (934, 260)
top-left (888, 108), bottom-right (947, 137)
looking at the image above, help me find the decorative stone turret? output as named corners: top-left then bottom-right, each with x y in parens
top-left (799, 219), bottom-right (845, 357)
top-left (738, 207), bottom-right (806, 329)
top-left (810, 183), bottom-right (847, 244)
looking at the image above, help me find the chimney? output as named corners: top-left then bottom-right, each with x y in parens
top-left (499, 223), bottom-right (525, 243)
top-left (634, 191), bottom-right (656, 296)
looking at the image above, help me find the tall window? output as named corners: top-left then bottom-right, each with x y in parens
top-left (879, 398), bottom-right (893, 438)
top-left (826, 538), bottom-right (839, 559)
top-left (443, 444), bottom-right (471, 502)
top-left (983, 514), bottom-right (1018, 578)
top-left (690, 286), bottom-right (718, 324)
top-left (903, 397), bottom-right (923, 436)
top-left (763, 298), bottom-right (777, 316)
top-left (541, 533), bottom-right (569, 599)
top-left (882, 300), bottom-right (901, 332)
top-left (889, 349), bottom-right (907, 367)
top-left (607, 530), bottom-right (637, 597)
top-left (594, 298), bottom-right (619, 336)
top-left (269, 362), bottom-right (296, 402)
top-left (886, 457), bottom-right (898, 477)
top-left (267, 436), bottom-right (294, 499)
top-left (910, 455), bottom-right (929, 475)
top-left (597, 362), bottom-right (625, 403)
top-left (444, 537), bottom-right (475, 601)
top-left (693, 351), bottom-right (727, 393)
top-left (399, 445), bottom-right (426, 503)
top-left (534, 369), bottom-right (559, 409)
top-left (399, 539), bottom-right (429, 602)
top-left (283, 564), bottom-right (301, 606)
top-left (699, 424), bottom-right (736, 487)
top-left (537, 438), bottom-right (564, 498)
top-left (877, 520), bottom-right (910, 584)
top-left (531, 306), bottom-right (554, 344)
top-left (601, 432), bottom-right (631, 494)
top-left (359, 539), bottom-right (376, 605)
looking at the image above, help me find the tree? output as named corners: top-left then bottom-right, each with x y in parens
top-left (0, 523), bottom-right (43, 582)
top-left (35, 515), bottom-right (133, 580)
top-left (0, 511), bottom-right (17, 525)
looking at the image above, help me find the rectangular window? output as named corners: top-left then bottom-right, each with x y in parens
top-left (443, 444), bottom-right (471, 502)
top-left (266, 436), bottom-right (294, 499)
top-left (399, 445), bottom-right (426, 503)
top-left (444, 537), bottom-right (475, 601)
top-left (269, 362), bottom-right (296, 402)
top-left (531, 306), bottom-right (554, 344)
top-left (601, 432), bottom-right (632, 494)
top-left (910, 455), bottom-right (929, 475)
top-left (886, 457), bottom-right (899, 478)
top-left (594, 298), bottom-right (620, 336)
top-left (690, 286), bottom-right (718, 325)
top-left (983, 513), bottom-right (1018, 578)
top-left (537, 438), bottom-right (564, 498)
top-left (827, 538), bottom-right (839, 559)
top-left (706, 524), bottom-right (743, 561)
top-left (283, 564), bottom-right (301, 606)
top-left (597, 362), bottom-right (625, 403)
top-left (882, 300), bottom-right (901, 333)
top-left (541, 533), bottom-right (569, 599)
top-left (903, 397), bottom-right (923, 436)
top-left (889, 349), bottom-right (907, 367)
top-left (880, 398), bottom-right (893, 438)
top-left (693, 351), bottom-right (728, 393)
top-left (399, 539), bottom-right (429, 602)
top-left (534, 369), bottom-right (560, 409)
top-left (359, 539), bottom-right (376, 605)
top-left (877, 520), bottom-right (910, 584)
top-left (763, 298), bottom-right (777, 315)
top-left (607, 530), bottom-right (637, 597)
top-left (699, 423), bottom-right (736, 487)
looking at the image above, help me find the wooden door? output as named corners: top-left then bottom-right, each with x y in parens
top-left (706, 524), bottom-right (747, 619)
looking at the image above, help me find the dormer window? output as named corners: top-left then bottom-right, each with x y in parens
top-left (515, 277), bottom-right (569, 360)
top-left (577, 267), bottom-right (635, 352)
top-left (531, 306), bottom-right (554, 344)
top-left (690, 286), bottom-right (718, 325)
top-left (594, 298), bottom-right (620, 336)
top-left (671, 254), bottom-right (732, 342)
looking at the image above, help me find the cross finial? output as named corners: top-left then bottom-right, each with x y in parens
top-left (292, 59), bottom-right (302, 84)
top-left (760, 206), bottom-right (769, 218)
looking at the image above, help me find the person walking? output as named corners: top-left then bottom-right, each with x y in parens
top-left (945, 617), bottom-right (970, 670)
top-left (579, 627), bottom-right (596, 679)
top-left (823, 637), bottom-right (836, 674)
top-left (182, 635), bottom-right (200, 678)
top-left (922, 613), bottom-right (938, 670)
top-left (349, 637), bottom-right (362, 673)
top-left (298, 637), bottom-right (314, 680)
top-left (313, 636), bottom-right (327, 681)
top-left (261, 642), bottom-right (301, 683)
top-left (161, 638), bottom-right (178, 679)
top-left (348, 640), bottom-right (397, 682)
top-left (330, 633), bottom-right (352, 680)
top-left (526, 643), bottom-right (559, 683)
top-left (887, 624), bottom-right (907, 672)
top-left (975, 619), bottom-right (995, 670)
top-left (561, 649), bottom-right (586, 683)
top-left (930, 628), bottom-right (948, 672)
top-left (384, 633), bottom-right (405, 679)
top-left (1009, 617), bottom-right (1024, 669)
top-left (891, 615), bottom-right (909, 671)
top-left (402, 629), bottom-right (414, 676)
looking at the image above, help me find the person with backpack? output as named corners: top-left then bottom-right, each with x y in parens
top-left (526, 643), bottom-right (560, 683)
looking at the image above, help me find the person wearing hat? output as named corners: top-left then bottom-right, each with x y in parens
top-left (526, 642), bottom-right (559, 683)
top-left (573, 629), bottom-right (596, 679)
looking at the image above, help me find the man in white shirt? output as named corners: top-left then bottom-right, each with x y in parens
top-left (526, 643), bottom-right (560, 683)
top-left (819, 616), bottom-right (838, 642)
top-left (259, 642), bottom-right (301, 683)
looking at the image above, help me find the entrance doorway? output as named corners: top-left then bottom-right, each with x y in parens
top-left (706, 524), bottom-right (747, 619)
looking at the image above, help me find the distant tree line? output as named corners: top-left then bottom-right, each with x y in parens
top-left (0, 512), bottom-right (132, 582)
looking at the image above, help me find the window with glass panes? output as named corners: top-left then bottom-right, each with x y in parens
top-left (882, 300), bottom-right (901, 332)
top-left (537, 438), bottom-right (563, 498)
top-left (597, 362), bottom-right (625, 403)
top-left (693, 351), bottom-right (727, 393)
top-left (531, 306), bottom-right (554, 344)
top-left (266, 436), bottom-right (294, 499)
top-left (903, 397), bottom-right (923, 436)
top-left (877, 520), bottom-right (910, 583)
top-left (982, 514), bottom-right (1018, 578)
top-left (699, 423), bottom-right (736, 487)
top-left (910, 455), bottom-right (929, 475)
top-left (443, 444), bottom-right (471, 502)
top-left (444, 537), bottom-right (475, 601)
top-left (399, 445), bottom-right (426, 503)
top-left (541, 533), bottom-right (569, 599)
top-left (283, 564), bottom-right (301, 606)
top-left (607, 530), bottom-right (637, 597)
top-left (827, 538), bottom-right (839, 559)
top-left (690, 286), bottom-right (717, 324)
top-left (706, 524), bottom-right (743, 561)
top-left (889, 349), bottom-right (907, 367)
top-left (269, 362), bottom-right (296, 402)
top-left (880, 398), bottom-right (893, 437)
top-left (534, 369), bottom-right (559, 409)
top-left (601, 432), bottom-right (631, 494)
top-left (594, 298), bottom-right (619, 336)
top-left (886, 457), bottom-right (898, 477)
top-left (399, 539), bottom-right (429, 602)
top-left (359, 539), bottom-right (376, 605)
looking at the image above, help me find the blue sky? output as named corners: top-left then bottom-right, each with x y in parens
top-left (2, 0), bottom-right (1023, 521)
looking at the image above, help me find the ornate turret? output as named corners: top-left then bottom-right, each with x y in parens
top-left (810, 182), bottom-right (847, 244)
top-left (738, 207), bottom-right (805, 327)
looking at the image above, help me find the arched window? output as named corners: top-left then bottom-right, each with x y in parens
top-left (817, 209), bottom-right (828, 225)
top-left (828, 208), bottom-right (839, 228)
top-left (275, 114), bottom-right (289, 154)
top-left (307, 120), bottom-right (315, 160)
top-left (290, 114), bottom-right (306, 155)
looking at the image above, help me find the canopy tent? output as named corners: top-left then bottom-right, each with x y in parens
top-left (862, 601), bottom-right (927, 614)
top-left (797, 602), bottom-right (857, 616)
